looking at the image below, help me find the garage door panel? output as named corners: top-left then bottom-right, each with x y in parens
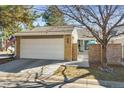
top-left (20, 39), bottom-right (64, 60)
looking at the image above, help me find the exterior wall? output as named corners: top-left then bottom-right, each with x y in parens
top-left (16, 35), bottom-right (74, 61)
top-left (64, 35), bottom-right (72, 61)
top-left (15, 36), bottom-right (20, 58)
top-left (72, 44), bottom-right (78, 61)
top-left (89, 44), bottom-right (122, 67)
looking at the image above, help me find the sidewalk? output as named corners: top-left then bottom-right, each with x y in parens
top-left (0, 73), bottom-right (124, 88)
top-left (45, 76), bottom-right (124, 88)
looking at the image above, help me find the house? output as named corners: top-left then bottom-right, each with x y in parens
top-left (15, 26), bottom-right (98, 61)
top-left (76, 27), bottom-right (97, 52)
top-left (15, 26), bottom-right (78, 61)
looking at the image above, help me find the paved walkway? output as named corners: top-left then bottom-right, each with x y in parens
top-left (1, 75), bottom-right (124, 88)
top-left (0, 80), bottom-right (105, 88)
top-left (65, 51), bottom-right (89, 67)
top-left (0, 76), bottom-right (106, 88)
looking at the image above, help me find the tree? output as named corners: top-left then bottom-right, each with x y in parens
top-left (58, 5), bottom-right (124, 70)
top-left (42, 5), bottom-right (65, 26)
top-left (0, 5), bottom-right (39, 39)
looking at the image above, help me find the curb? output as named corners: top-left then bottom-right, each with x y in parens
top-left (0, 75), bottom-right (124, 88)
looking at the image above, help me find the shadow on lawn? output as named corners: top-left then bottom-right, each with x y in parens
top-left (43, 65), bottom-right (91, 88)
top-left (9, 66), bottom-right (91, 88)
top-left (9, 65), bottom-right (107, 88)
top-left (33, 65), bottom-right (118, 88)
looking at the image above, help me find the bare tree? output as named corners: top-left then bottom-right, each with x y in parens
top-left (58, 5), bottom-right (124, 70)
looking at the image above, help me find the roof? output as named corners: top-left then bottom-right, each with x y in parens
top-left (76, 27), bottom-right (94, 39)
top-left (15, 26), bottom-right (95, 39)
top-left (111, 34), bottom-right (124, 40)
top-left (109, 26), bottom-right (124, 40)
top-left (15, 26), bottom-right (74, 36)
top-left (113, 26), bottom-right (124, 34)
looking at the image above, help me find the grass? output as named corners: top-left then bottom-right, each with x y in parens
top-left (54, 65), bottom-right (124, 82)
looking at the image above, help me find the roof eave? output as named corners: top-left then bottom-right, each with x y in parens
top-left (15, 32), bottom-right (72, 36)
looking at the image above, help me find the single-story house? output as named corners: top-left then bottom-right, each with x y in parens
top-left (76, 28), bottom-right (96, 52)
top-left (15, 26), bottom-right (78, 61)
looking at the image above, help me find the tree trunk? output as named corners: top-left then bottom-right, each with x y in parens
top-left (101, 45), bottom-right (107, 68)
top-left (99, 45), bottom-right (113, 72)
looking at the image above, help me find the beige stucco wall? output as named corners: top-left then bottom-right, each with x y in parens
top-left (64, 35), bottom-right (73, 61)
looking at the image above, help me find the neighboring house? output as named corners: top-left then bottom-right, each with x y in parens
top-left (76, 27), bottom-right (97, 52)
top-left (15, 26), bottom-right (78, 61)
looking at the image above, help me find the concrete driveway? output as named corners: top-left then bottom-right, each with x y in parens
top-left (0, 59), bottom-right (73, 81)
top-left (0, 53), bottom-right (89, 81)
top-left (0, 59), bottom-right (64, 73)
top-left (0, 54), bottom-right (89, 73)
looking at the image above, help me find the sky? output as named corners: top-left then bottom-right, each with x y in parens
top-left (32, 5), bottom-right (47, 26)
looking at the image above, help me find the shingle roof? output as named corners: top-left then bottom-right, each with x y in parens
top-left (15, 25), bottom-right (95, 38)
top-left (15, 26), bottom-right (75, 36)
top-left (30, 26), bottom-right (74, 32)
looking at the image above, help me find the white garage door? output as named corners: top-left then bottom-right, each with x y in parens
top-left (20, 38), bottom-right (64, 60)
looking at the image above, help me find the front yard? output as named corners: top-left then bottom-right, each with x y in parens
top-left (54, 65), bottom-right (124, 82)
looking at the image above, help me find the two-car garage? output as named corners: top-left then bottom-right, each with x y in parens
top-left (15, 26), bottom-right (78, 61)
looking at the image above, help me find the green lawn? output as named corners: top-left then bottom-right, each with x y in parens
top-left (54, 65), bottom-right (124, 82)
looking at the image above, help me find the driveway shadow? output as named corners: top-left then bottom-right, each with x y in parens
top-left (0, 59), bottom-right (70, 73)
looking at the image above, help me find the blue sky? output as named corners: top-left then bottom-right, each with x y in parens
top-left (32, 5), bottom-right (47, 26)
top-left (32, 5), bottom-right (76, 26)
top-left (32, 5), bottom-right (79, 26)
